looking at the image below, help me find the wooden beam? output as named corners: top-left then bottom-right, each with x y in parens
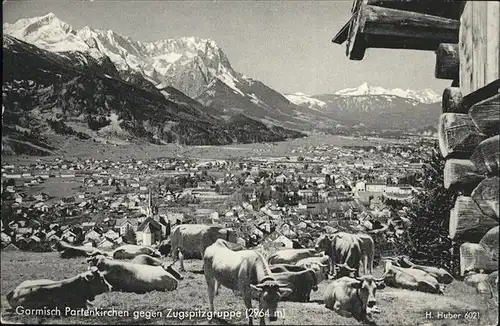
top-left (443, 159), bottom-right (484, 194)
top-left (449, 196), bottom-right (498, 241)
top-left (361, 5), bottom-right (459, 44)
top-left (460, 242), bottom-right (498, 276)
top-left (435, 43), bottom-right (459, 80)
top-left (479, 226), bottom-right (499, 261)
top-left (442, 87), bottom-right (466, 113)
top-left (366, 0), bottom-right (463, 20)
top-left (462, 79), bottom-right (500, 110)
top-left (469, 94), bottom-right (500, 136)
top-left (362, 34), bottom-right (450, 52)
top-left (471, 177), bottom-right (499, 220)
top-left (470, 135), bottom-right (500, 176)
top-left (438, 113), bottom-right (487, 159)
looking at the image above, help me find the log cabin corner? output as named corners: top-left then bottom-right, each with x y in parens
top-left (333, 0), bottom-right (499, 276)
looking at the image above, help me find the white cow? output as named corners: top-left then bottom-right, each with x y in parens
top-left (204, 239), bottom-right (292, 325)
top-left (324, 275), bottom-right (385, 322)
top-left (170, 224), bottom-right (238, 271)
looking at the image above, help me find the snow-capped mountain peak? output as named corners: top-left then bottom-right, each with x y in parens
top-left (284, 92), bottom-right (326, 110)
top-left (3, 13), bottom-right (238, 98)
top-left (335, 82), bottom-right (440, 103)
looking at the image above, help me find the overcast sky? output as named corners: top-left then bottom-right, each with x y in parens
top-left (3, 0), bottom-right (450, 95)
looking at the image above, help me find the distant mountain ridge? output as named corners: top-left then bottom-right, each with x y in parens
top-left (334, 82), bottom-right (441, 104)
top-left (1, 35), bottom-right (304, 155)
top-left (285, 84), bottom-right (441, 132)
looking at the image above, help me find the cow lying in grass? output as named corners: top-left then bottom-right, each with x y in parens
top-left (87, 255), bottom-right (180, 293)
top-left (324, 275), bottom-right (385, 322)
top-left (382, 260), bottom-right (443, 294)
top-left (7, 267), bottom-right (112, 310)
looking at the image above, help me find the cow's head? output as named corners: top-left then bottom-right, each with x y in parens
top-left (352, 275), bottom-right (385, 313)
top-left (314, 234), bottom-right (334, 253)
top-left (305, 262), bottom-right (329, 284)
top-left (86, 254), bottom-right (108, 270)
top-left (163, 262), bottom-right (184, 281)
top-left (250, 279), bottom-right (292, 322)
top-left (150, 249), bottom-right (162, 258)
top-left (83, 266), bottom-right (113, 297)
top-left (158, 239), bottom-right (172, 256)
top-left (335, 263), bottom-right (357, 278)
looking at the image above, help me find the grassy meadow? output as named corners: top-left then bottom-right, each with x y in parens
top-left (0, 251), bottom-right (497, 326)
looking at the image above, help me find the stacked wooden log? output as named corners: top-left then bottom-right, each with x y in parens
top-left (435, 1), bottom-right (499, 277)
top-left (438, 88), bottom-right (499, 276)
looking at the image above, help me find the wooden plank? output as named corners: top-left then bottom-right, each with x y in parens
top-left (435, 43), bottom-right (459, 80)
top-left (449, 196), bottom-right (498, 241)
top-left (459, 1), bottom-right (500, 96)
top-left (347, 0), bottom-right (369, 60)
top-left (459, 2), bottom-right (473, 96)
top-left (479, 226), bottom-right (499, 261)
top-left (460, 242), bottom-right (498, 276)
top-left (442, 87), bottom-right (466, 113)
top-left (361, 5), bottom-right (459, 43)
top-left (469, 94), bottom-right (500, 136)
top-left (438, 113), bottom-right (487, 159)
top-left (444, 159), bottom-right (484, 193)
top-left (485, 2), bottom-right (500, 88)
top-left (471, 177), bottom-right (499, 220)
top-left (470, 135), bottom-right (500, 176)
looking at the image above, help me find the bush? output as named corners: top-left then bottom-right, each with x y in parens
top-left (393, 144), bottom-right (460, 274)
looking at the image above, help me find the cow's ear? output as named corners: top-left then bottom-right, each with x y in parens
top-left (376, 281), bottom-right (386, 290)
top-left (352, 281), bottom-right (363, 289)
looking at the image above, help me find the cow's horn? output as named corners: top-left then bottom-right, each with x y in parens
top-left (277, 283), bottom-right (290, 288)
top-left (374, 277), bottom-right (385, 282)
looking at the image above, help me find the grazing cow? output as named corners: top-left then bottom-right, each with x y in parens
top-left (204, 239), bottom-right (292, 325)
top-left (324, 275), bottom-right (385, 321)
top-left (270, 264), bottom-right (327, 302)
top-left (87, 255), bottom-right (178, 293)
top-left (130, 254), bottom-right (184, 280)
top-left (315, 233), bottom-right (363, 278)
top-left (383, 261), bottom-right (442, 294)
top-left (464, 271), bottom-right (498, 298)
top-left (7, 267), bottom-right (112, 310)
top-left (267, 248), bottom-right (320, 265)
top-left (396, 256), bottom-right (454, 284)
top-left (170, 224), bottom-right (237, 271)
top-left (112, 244), bottom-right (161, 259)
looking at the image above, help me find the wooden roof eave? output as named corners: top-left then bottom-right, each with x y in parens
top-left (333, 4), bottom-right (460, 61)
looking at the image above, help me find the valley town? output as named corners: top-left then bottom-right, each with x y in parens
top-left (1, 135), bottom-right (433, 254)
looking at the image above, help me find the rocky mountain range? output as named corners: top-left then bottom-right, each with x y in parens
top-left (2, 13), bottom-right (441, 155)
top-left (1, 35), bottom-right (303, 155)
